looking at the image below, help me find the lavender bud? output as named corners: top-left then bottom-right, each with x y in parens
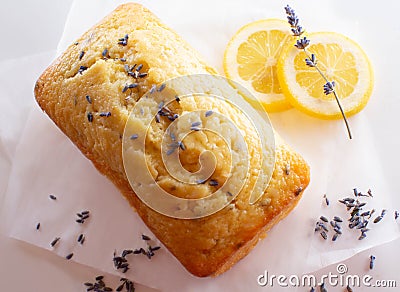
top-left (295, 37), bottom-right (310, 49)
top-left (323, 81), bottom-right (336, 95)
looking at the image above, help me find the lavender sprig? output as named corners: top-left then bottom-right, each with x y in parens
top-left (284, 5), bottom-right (352, 139)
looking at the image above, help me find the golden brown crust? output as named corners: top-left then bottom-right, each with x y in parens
top-left (34, 3), bottom-right (310, 277)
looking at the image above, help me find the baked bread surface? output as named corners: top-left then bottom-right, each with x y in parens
top-left (34, 3), bottom-right (310, 277)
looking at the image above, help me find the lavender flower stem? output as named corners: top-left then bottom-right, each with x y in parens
top-left (302, 49), bottom-right (352, 139)
top-left (332, 91), bottom-right (352, 139)
top-left (285, 5), bottom-right (353, 139)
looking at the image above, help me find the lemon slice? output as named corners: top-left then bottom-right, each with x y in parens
top-left (224, 19), bottom-right (293, 112)
top-left (277, 32), bottom-right (374, 119)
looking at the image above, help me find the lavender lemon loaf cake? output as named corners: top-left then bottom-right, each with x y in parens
top-left (34, 3), bottom-right (310, 277)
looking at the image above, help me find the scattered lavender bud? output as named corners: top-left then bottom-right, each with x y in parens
top-left (323, 194), bottom-right (329, 206)
top-left (370, 255), bottom-right (376, 270)
top-left (320, 216), bottom-right (328, 223)
top-left (50, 237), bottom-right (60, 247)
top-left (320, 231), bottom-right (327, 240)
top-left (65, 253), bottom-right (74, 260)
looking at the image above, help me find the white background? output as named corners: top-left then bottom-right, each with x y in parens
top-left (1, 0), bottom-right (400, 291)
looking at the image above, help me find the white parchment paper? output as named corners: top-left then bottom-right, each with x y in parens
top-left (1, 1), bottom-right (399, 291)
